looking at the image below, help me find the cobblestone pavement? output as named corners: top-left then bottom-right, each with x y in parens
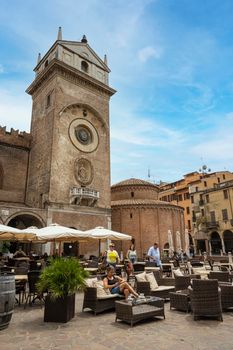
top-left (1, 293), bottom-right (233, 350)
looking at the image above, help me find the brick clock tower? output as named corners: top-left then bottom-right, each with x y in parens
top-left (26, 28), bottom-right (115, 253)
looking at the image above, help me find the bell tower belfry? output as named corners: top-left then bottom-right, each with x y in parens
top-left (26, 28), bottom-right (116, 230)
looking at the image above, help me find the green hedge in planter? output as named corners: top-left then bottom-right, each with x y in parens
top-left (37, 257), bottom-right (89, 299)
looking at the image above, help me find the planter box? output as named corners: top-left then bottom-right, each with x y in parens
top-left (44, 294), bottom-right (75, 323)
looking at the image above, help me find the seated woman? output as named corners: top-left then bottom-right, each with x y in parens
top-left (103, 266), bottom-right (139, 299)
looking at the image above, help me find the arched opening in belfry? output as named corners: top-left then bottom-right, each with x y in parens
top-left (81, 60), bottom-right (89, 73)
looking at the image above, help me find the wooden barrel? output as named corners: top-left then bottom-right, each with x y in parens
top-left (0, 274), bottom-right (15, 330)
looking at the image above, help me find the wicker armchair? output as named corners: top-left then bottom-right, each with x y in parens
top-left (220, 284), bottom-right (233, 310)
top-left (170, 274), bottom-right (201, 312)
top-left (174, 274), bottom-right (200, 291)
top-left (189, 279), bottom-right (223, 321)
top-left (208, 271), bottom-right (230, 282)
top-left (133, 263), bottom-right (145, 274)
top-left (24, 271), bottom-right (44, 308)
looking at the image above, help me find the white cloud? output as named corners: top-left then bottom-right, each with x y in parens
top-left (110, 106), bottom-right (185, 148)
top-left (0, 64), bottom-right (4, 73)
top-left (0, 87), bottom-right (31, 132)
top-left (191, 113), bottom-right (233, 161)
top-left (226, 112), bottom-right (233, 121)
top-left (138, 46), bottom-right (163, 62)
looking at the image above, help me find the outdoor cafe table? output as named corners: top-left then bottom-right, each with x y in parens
top-left (145, 267), bottom-right (160, 272)
top-left (219, 263), bottom-right (233, 270)
top-left (84, 267), bottom-right (98, 274)
top-left (15, 275), bottom-right (28, 281)
top-left (192, 269), bottom-right (210, 279)
top-left (115, 296), bottom-right (165, 327)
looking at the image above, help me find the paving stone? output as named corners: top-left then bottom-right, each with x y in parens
top-left (0, 293), bottom-right (233, 350)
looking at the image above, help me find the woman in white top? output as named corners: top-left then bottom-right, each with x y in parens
top-left (127, 243), bottom-right (137, 263)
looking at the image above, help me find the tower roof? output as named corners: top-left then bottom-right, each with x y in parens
top-left (34, 37), bottom-right (110, 73)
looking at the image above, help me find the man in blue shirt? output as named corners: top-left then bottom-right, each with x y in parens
top-left (147, 242), bottom-right (161, 267)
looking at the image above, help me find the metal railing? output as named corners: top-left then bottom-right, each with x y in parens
top-left (70, 187), bottom-right (100, 199)
top-left (205, 221), bottom-right (219, 229)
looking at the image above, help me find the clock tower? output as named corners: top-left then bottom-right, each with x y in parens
top-left (26, 28), bottom-right (115, 238)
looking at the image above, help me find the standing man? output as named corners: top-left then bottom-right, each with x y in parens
top-left (106, 243), bottom-right (120, 269)
top-left (147, 242), bottom-right (161, 267)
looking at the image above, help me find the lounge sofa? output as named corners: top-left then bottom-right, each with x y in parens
top-left (135, 270), bottom-right (175, 299)
top-left (82, 278), bottom-right (124, 315)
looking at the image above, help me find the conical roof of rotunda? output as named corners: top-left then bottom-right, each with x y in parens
top-left (111, 178), bottom-right (159, 189)
top-left (111, 178), bottom-right (183, 210)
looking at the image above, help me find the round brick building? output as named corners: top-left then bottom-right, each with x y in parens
top-left (111, 178), bottom-right (185, 258)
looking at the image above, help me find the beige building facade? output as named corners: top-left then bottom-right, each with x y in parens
top-left (159, 170), bottom-right (233, 251)
top-left (191, 180), bottom-right (233, 254)
top-left (111, 178), bottom-right (185, 258)
top-left (0, 30), bottom-right (115, 256)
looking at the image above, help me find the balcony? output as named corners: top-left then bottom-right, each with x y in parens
top-left (70, 187), bottom-right (99, 206)
top-left (205, 221), bottom-right (219, 229)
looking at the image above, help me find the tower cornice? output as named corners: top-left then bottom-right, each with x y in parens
top-left (26, 58), bottom-right (116, 97)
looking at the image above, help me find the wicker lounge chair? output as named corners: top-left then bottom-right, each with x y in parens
top-left (174, 274), bottom-right (200, 291)
top-left (82, 287), bottom-right (124, 315)
top-left (136, 271), bottom-right (175, 299)
top-left (208, 271), bottom-right (230, 282)
top-left (169, 274), bottom-right (200, 312)
top-left (189, 279), bottom-right (223, 321)
top-left (170, 290), bottom-right (190, 312)
top-left (220, 284), bottom-right (233, 310)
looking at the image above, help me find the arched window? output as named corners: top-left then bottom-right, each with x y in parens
top-left (223, 230), bottom-right (233, 253)
top-left (45, 60), bottom-right (49, 68)
top-left (81, 61), bottom-right (89, 73)
top-left (210, 231), bottom-right (222, 255)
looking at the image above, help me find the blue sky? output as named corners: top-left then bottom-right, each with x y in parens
top-left (1, 0), bottom-right (233, 184)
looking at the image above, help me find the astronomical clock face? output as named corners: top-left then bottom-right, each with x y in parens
top-left (69, 118), bottom-right (99, 153)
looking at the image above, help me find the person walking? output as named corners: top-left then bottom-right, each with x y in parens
top-left (147, 242), bottom-right (161, 267)
top-left (106, 243), bottom-right (119, 269)
top-left (127, 243), bottom-right (137, 264)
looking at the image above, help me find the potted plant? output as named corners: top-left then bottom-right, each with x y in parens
top-left (37, 257), bottom-right (89, 323)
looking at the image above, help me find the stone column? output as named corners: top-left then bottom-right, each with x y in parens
top-left (209, 240), bottom-right (212, 256)
top-left (220, 236), bottom-right (226, 254)
top-left (205, 239), bottom-right (209, 254)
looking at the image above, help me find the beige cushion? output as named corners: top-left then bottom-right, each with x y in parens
top-left (92, 280), bottom-right (109, 297)
top-left (85, 278), bottom-right (97, 287)
top-left (145, 272), bottom-right (159, 290)
top-left (97, 294), bottom-right (121, 300)
top-left (173, 268), bottom-right (184, 277)
top-left (135, 271), bottom-right (147, 282)
top-left (156, 286), bottom-right (174, 291)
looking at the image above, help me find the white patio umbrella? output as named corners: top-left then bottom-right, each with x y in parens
top-left (84, 226), bottom-right (132, 241)
top-left (0, 224), bottom-right (37, 241)
top-left (176, 231), bottom-right (182, 252)
top-left (35, 223), bottom-right (89, 242)
top-left (168, 230), bottom-right (174, 257)
top-left (184, 229), bottom-right (190, 257)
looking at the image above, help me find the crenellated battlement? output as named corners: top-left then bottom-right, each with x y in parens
top-left (0, 126), bottom-right (32, 149)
